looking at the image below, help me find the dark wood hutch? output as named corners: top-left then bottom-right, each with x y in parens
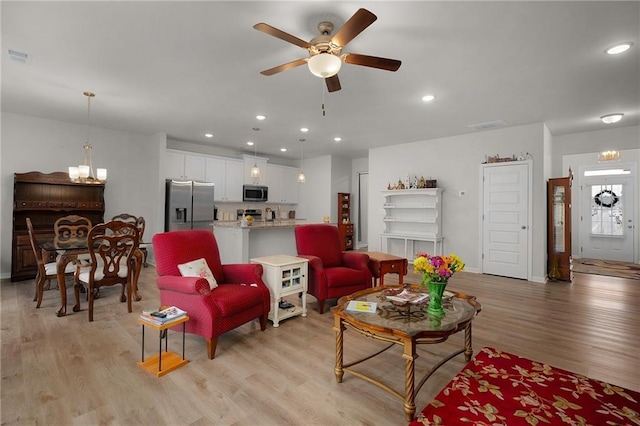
top-left (337, 192), bottom-right (354, 251)
top-left (11, 171), bottom-right (105, 281)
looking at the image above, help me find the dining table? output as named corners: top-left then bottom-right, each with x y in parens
top-left (40, 238), bottom-right (143, 317)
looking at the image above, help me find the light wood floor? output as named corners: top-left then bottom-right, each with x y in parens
top-left (2, 267), bottom-right (639, 425)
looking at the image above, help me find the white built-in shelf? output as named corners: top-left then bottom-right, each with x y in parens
top-left (381, 188), bottom-right (444, 258)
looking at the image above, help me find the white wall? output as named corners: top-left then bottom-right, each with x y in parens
top-left (368, 123), bottom-right (547, 281)
top-left (296, 155), bottom-right (332, 223)
top-left (1, 112), bottom-right (165, 279)
top-left (553, 125), bottom-right (640, 176)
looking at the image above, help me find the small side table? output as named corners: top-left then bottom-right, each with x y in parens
top-left (137, 315), bottom-right (189, 377)
top-left (366, 252), bottom-right (408, 287)
top-left (251, 255), bottom-right (308, 327)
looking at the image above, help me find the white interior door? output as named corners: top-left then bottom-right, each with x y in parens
top-left (580, 173), bottom-right (634, 262)
top-left (482, 163), bottom-right (530, 279)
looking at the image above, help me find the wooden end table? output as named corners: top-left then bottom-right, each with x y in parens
top-left (366, 251), bottom-right (408, 287)
top-left (251, 255), bottom-right (308, 327)
top-left (137, 315), bottom-right (189, 377)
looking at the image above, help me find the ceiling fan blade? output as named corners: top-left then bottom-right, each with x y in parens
top-left (332, 8), bottom-right (377, 48)
top-left (325, 75), bottom-right (341, 92)
top-left (253, 23), bottom-right (312, 49)
top-left (344, 53), bottom-right (401, 71)
top-left (260, 58), bottom-right (308, 76)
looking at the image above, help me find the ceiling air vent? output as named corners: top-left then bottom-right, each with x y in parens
top-left (6, 49), bottom-right (31, 64)
top-left (467, 120), bottom-right (508, 131)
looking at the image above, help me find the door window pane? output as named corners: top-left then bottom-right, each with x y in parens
top-left (590, 184), bottom-right (623, 235)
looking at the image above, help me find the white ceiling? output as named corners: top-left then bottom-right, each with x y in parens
top-left (2, 1), bottom-right (639, 161)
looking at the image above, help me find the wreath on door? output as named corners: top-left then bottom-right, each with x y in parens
top-left (594, 189), bottom-right (619, 208)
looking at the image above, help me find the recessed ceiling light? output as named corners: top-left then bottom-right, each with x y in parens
top-left (256, 115), bottom-right (266, 120)
top-left (247, 141), bottom-right (254, 146)
top-left (205, 133), bottom-right (213, 138)
top-left (601, 113), bottom-right (624, 124)
top-left (280, 148), bottom-right (287, 152)
top-left (605, 43), bottom-right (633, 55)
top-left (300, 127), bottom-right (309, 132)
top-left (422, 94), bottom-right (436, 102)
top-left (334, 137), bottom-right (342, 142)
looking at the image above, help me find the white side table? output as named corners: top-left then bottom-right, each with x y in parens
top-left (251, 255), bottom-right (308, 327)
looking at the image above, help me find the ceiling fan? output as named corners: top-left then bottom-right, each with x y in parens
top-left (253, 8), bottom-right (401, 93)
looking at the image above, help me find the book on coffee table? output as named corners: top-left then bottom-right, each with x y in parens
top-left (385, 289), bottom-right (428, 304)
top-left (346, 300), bottom-right (377, 313)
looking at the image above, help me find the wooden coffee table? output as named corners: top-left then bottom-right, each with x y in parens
top-left (366, 251), bottom-right (408, 286)
top-left (332, 285), bottom-right (481, 421)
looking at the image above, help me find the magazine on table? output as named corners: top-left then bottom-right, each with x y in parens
top-left (140, 306), bottom-right (187, 325)
top-left (346, 300), bottom-right (377, 313)
top-left (385, 289), bottom-right (429, 304)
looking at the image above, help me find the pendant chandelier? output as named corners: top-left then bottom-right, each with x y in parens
top-left (68, 91), bottom-right (107, 182)
top-left (250, 127), bottom-right (261, 180)
top-left (297, 138), bottom-right (306, 183)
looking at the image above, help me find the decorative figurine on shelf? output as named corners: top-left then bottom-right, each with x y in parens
top-left (387, 182), bottom-right (393, 190)
top-left (418, 176), bottom-right (426, 188)
top-left (404, 174), bottom-right (411, 189)
top-left (397, 179), bottom-right (405, 190)
top-left (412, 175), bottom-right (419, 189)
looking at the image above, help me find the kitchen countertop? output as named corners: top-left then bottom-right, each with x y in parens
top-left (213, 219), bottom-right (312, 229)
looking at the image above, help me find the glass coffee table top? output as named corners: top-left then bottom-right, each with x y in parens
top-left (333, 285), bottom-right (481, 338)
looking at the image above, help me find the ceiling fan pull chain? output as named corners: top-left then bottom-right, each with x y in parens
top-left (322, 80), bottom-right (326, 117)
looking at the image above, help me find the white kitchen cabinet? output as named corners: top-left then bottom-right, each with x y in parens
top-left (266, 164), bottom-right (299, 204)
top-left (282, 166), bottom-right (299, 204)
top-left (166, 150), bottom-right (206, 181)
top-left (380, 188), bottom-right (444, 258)
top-left (205, 157), bottom-right (243, 202)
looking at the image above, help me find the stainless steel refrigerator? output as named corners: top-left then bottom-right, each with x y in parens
top-left (165, 179), bottom-right (215, 231)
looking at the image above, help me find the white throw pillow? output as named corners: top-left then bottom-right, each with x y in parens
top-left (177, 258), bottom-right (218, 290)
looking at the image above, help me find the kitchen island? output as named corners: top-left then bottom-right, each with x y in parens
top-left (213, 220), bottom-right (320, 264)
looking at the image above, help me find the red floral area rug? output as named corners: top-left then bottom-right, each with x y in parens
top-left (410, 347), bottom-right (640, 425)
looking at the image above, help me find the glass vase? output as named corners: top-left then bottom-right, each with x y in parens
top-left (427, 281), bottom-right (448, 317)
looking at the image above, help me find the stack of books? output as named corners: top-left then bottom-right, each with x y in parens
top-left (139, 306), bottom-right (187, 326)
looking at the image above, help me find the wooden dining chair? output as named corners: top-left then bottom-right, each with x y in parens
top-left (73, 220), bottom-right (140, 321)
top-left (54, 215), bottom-right (92, 249)
top-left (112, 213), bottom-right (149, 267)
top-left (111, 214), bottom-right (147, 301)
top-left (26, 218), bottom-right (76, 308)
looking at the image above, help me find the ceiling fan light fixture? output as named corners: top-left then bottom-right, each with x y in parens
top-left (308, 53), bottom-right (342, 78)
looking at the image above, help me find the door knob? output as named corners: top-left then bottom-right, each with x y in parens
top-left (521, 225), bottom-right (527, 229)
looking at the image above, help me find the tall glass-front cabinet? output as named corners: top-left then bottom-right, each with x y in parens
top-left (547, 171), bottom-right (573, 282)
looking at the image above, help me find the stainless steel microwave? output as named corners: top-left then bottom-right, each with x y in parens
top-left (243, 185), bottom-right (268, 202)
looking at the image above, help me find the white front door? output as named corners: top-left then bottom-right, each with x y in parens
top-left (482, 162), bottom-right (530, 279)
top-left (580, 171), bottom-right (635, 262)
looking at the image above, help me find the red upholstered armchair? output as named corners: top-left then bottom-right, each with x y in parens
top-left (295, 224), bottom-right (371, 314)
top-left (152, 230), bottom-right (270, 359)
